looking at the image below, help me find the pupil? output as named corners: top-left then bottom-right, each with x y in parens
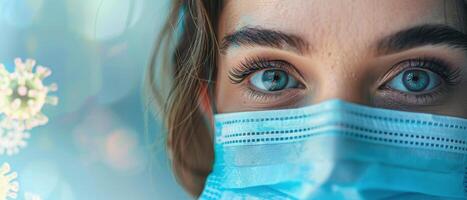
top-left (274, 74), bottom-right (280, 81)
top-left (402, 70), bottom-right (430, 92)
top-left (262, 70), bottom-right (288, 91)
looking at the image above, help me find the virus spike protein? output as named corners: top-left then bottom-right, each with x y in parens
top-left (0, 129), bottom-right (30, 156)
top-left (0, 58), bottom-right (58, 131)
top-left (0, 163), bottom-right (19, 200)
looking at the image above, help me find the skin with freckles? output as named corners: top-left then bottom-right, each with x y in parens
top-left (214, 0), bottom-right (467, 118)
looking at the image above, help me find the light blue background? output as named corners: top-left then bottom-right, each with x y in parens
top-left (0, 0), bottom-right (190, 199)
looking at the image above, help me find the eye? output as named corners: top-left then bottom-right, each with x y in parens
top-left (249, 69), bottom-right (300, 92)
top-left (387, 68), bottom-right (442, 93)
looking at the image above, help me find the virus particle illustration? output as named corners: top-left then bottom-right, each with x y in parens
top-left (0, 163), bottom-right (19, 200)
top-left (24, 192), bottom-right (42, 200)
top-left (0, 58), bottom-right (58, 131)
top-left (0, 128), bottom-right (30, 156)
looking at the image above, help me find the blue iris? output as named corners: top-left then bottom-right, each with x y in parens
top-left (388, 69), bottom-right (441, 92)
top-left (250, 69), bottom-right (299, 91)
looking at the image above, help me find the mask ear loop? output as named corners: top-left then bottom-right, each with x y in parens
top-left (196, 74), bottom-right (216, 141)
top-left (206, 54), bottom-right (218, 115)
top-left (207, 80), bottom-right (217, 114)
top-left (206, 65), bottom-right (218, 141)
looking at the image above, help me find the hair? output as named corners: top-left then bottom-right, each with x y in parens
top-left (145, 0), bottom-right (466, 197)
top-left (145, 0), bottom-right (224, 197)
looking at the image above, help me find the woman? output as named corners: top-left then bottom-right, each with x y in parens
top-left (146, 0), bottom-right (467, 199)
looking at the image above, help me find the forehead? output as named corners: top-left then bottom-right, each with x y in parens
top-left (218, 0), bottom-right (464, 50)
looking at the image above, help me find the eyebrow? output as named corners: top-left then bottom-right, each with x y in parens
top-left (376, 24), bottom-right (467, 55)
top-left (220, 24), bottom-right (467, 56)
top-left (220, 27), bottom-right (310, 55)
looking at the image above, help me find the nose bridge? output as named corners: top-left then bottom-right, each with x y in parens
top-left (313, 65), bottom-right (372, 106)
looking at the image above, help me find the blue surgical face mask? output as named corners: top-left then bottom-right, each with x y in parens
top-left (199, 99), bottom-right (467, 200)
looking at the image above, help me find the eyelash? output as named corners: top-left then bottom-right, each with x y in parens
top-left (229, 56), bottom-right (462, 104)
top-left (228, 57), bottom-right (297, 84)
top-left (229, 57), bottom-right (303, 103)
top-left (380, 57), bottom-right (462, 88)
top-left (378, 57), bottom-right (462, 104)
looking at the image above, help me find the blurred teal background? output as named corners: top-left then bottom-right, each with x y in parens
top-left (0, 0), bottom-right (190, 199)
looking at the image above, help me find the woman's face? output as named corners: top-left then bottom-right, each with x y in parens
top-left (215, 0), bottom-right (467, 118)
